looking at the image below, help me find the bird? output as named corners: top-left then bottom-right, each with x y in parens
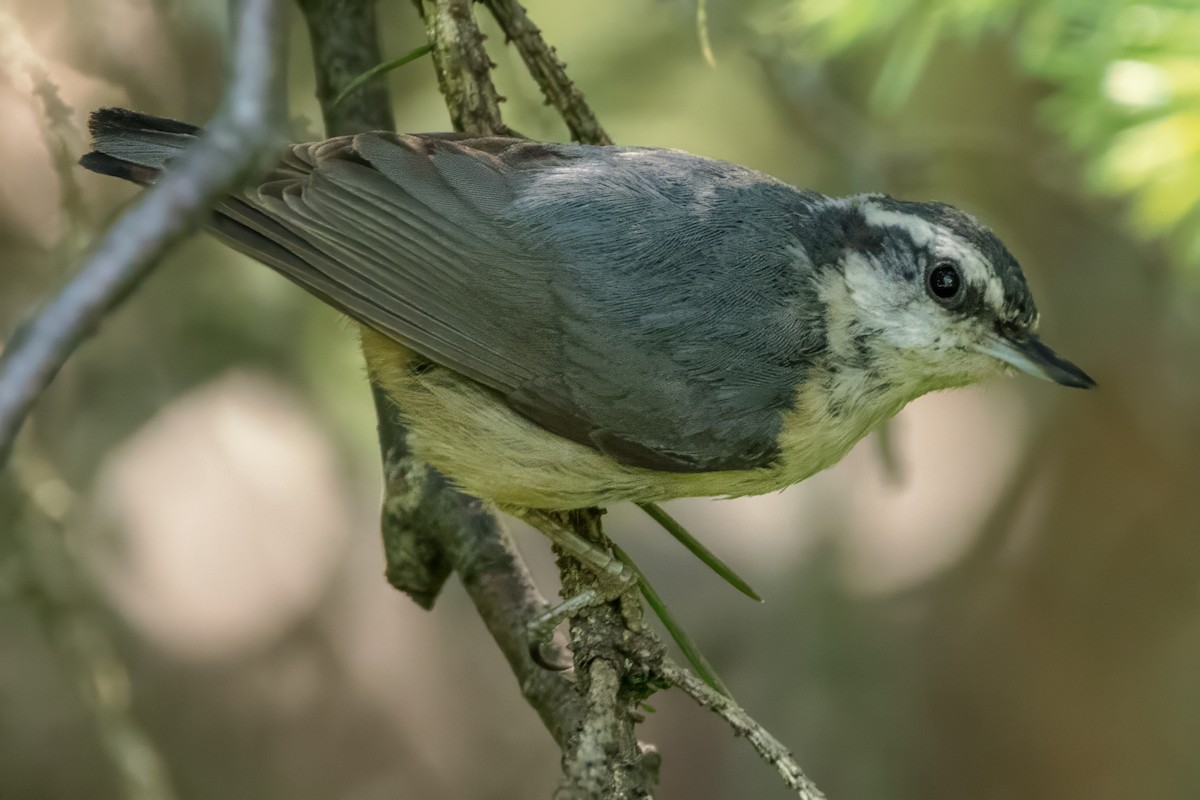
top-left (80, 107), bottom-right (1094, 515)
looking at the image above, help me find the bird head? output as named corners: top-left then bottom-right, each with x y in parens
top-left (815, 194), bottom-right (1094, 395)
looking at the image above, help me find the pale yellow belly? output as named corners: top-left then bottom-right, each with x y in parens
top-left (361, 329), bottom-right (905, 510)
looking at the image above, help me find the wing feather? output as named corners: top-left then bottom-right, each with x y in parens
top-left (208, 132), bottom-right (824, 472)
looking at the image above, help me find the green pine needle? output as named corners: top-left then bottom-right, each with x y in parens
top-left (611, 541), bottom-right (732, 698)
top-left (638, 502), bottom-right (762, 602)
top-left (332, 44), bottom-right (434, 108)
top-left (697, 0), bottom-right (716, 67)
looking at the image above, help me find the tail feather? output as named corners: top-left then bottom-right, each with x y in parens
top-left (80, 107), bottom-right (202, 185)
top-left (79, 107), bottom-right (358, 328)
top-left (78, 150), bottom-right (162, 185)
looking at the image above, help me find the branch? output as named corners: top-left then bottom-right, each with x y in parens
top-left (376, 410), bottom-right (584, 746)
top-left (660, 658), bottom-right (827, 799)
top-left (477, 13), bottom-right (828, 795)
top-left (419, 0), bottom-right (513, 136)
top-left (480, 0), bottom-right (611, 145)
top-left (554, 509), bottom-right (663, 799)
top-left (296, 0), bottom-right (395, 136)
top-left (0, 0), bottom-right (290, 467)
top-left (296, 0), bottom-right (584, 748)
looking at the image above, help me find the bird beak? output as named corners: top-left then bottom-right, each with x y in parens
top-left (976, 330), bottom-right (1096, 389)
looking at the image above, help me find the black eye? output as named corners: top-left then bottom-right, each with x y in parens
top-left (928, 262), bottom-right (961, 301)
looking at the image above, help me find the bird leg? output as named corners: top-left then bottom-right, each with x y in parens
top-left (511, 508), bottom-right (639, 667)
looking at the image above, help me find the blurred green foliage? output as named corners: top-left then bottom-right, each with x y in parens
top-left (754, 0), bottom-right (1200, 263)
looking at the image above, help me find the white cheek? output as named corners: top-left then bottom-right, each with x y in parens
top-left (891, 308), bottom-right (954, 349)
top-left (815, 263), bottom-right (863, 355)
top-left (841, 251), bottom-right (980, 354)
top-left (839, 252), bottom-right (901, 328)
top-left (982, 275), bottom-right (1005, 311)
top-left (839, 252), bottom-right (924, 340)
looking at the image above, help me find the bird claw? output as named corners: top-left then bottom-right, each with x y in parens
top-left (525, 567), bottom-right (638, 670)
top-left (510, 508), bottom-right (641, 668)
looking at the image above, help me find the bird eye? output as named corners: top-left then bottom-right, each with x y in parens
top-left (928, 262), bottom-right (961, 301)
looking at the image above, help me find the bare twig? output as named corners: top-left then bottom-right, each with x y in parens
top-left (0, 11), bottom-right (93, 247)
top-left (660, 658), bottom-right (827, 799)
top-left (0, 0), bottom-right (288, 795)
top-left (420, 0), bottom-right (512, 136)
top-left (297, 0), bottom-right (395, 136)
top-left (0, 0), bottom-right (290, 467)
top-left (480, 0), bottom-right (611, 145)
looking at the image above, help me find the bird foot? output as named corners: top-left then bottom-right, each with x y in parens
top-left (513, 508), bottom-right (639, 669)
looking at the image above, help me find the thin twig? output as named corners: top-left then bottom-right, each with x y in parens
top-left (420, 0), bottom-right (512, 136)
top-left (480, 0), bottom-right (611, 145)
top-left (697, 0), bottom-right (716, 68)
top-left (660, 658), bottom-right (827, 799)
top-left (0, 0), bottom-right (290, 468)
top-left (0, 0), bottom-right (288, 794)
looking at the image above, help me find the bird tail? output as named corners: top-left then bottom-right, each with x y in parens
top-left (78, 107), bottom-right (202, 185)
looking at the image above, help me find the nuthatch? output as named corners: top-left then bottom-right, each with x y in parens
top-left (81, 107), bottom-right (1092, 550)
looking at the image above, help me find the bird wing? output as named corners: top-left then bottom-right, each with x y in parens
top-left (214, 133), bottom-right (827, 472)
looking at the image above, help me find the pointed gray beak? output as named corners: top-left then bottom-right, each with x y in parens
top-left (976, 330), bottom-right (1096, 389)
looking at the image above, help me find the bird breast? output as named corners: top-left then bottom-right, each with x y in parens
top-left (361, 329), bottom-right (910, 510)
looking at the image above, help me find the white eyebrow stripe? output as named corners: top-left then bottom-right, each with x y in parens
top-left (859, 205), bottom-right (935, 246)
top-left (860, 200), bottom-right (1000, 312)
top-left (983, 275), bottom-right (1005, 310)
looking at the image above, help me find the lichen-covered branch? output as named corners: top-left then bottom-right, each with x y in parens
top-left (481, 0), bottom-right (611, 145)
top-left (419, 0), bottom-right (512, 136)
top-left (554, 509), bottom-right (663, 799)
top-left (0, 0), bottom-right (290, 468)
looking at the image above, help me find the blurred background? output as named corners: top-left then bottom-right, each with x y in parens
top-left (2, 0), bottom-right (1199, 797)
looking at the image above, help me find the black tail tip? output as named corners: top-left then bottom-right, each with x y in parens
top-left (87, 107), bottom-right (202, 139)
top-left (78, 150), bottom-right (160, 185)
